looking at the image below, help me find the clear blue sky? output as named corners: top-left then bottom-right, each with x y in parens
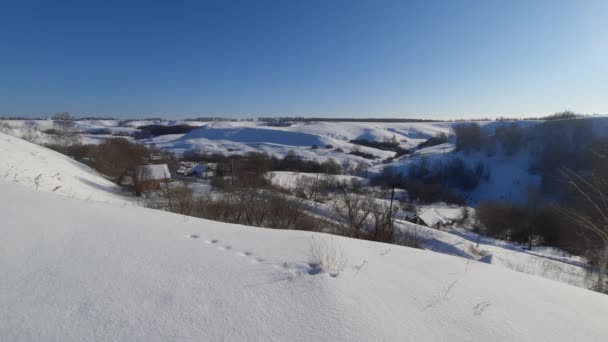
top-left (1, 0), bottom-right (606, 119)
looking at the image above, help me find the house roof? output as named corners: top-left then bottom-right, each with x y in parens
top-left (187, 164), bottom-right (208, 174)
top-left (417, 208), bottom-right (449, 227)
top-left (137, 164), bottom-right (170, 181)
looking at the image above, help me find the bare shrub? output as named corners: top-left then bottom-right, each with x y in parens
top-left (165, 181), bottom-right (195, 215)
top-left (294, 176), bottom-right (318, 201)
top-left (458, 206), bottom-right (469, 224)
top-left (307, 235), bottom-right (347, 273)
top-left (395, 225), bottom-right (424, 249)
top-left (190, 190), bottom-right (320, 231)
top-left (331, 189), bottom-right (395, 242)
top-left (0, 121), bottom-right (12, 135)
top-left (331, 190), bottom-right (375, 239)
top-left (453, 122), bottom-right (482, 153)
top-left (21, 121), bottom-right (40, 143)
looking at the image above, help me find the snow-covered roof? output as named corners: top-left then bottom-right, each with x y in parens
top-left (417, 208), bottom-right (449, 227)
top-left (137, 164), bottom-right (170, 181)
top-left (187, 163), bottom-right (209, 175)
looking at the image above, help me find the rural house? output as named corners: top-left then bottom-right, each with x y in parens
top-left (136, 164), bottom-right (171, 191)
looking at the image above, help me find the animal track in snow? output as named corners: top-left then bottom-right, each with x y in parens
top-left (184, 234), bottom-right (333, 278)
top-left (277, 262), bottom-right (338, 278)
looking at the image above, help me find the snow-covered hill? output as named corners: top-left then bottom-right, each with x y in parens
top-left (0, 133), bottom-right (132, 204)
top-left (1, 180), bottom-right (607, 341)
top-left (3, 117), bottom-right (608, 205)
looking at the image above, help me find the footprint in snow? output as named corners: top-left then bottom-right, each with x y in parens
top-left (278, 262), bottom-right (338, 278)
top-left (250, 257), bottom-right (265, 264)
top-left (182, 234), bottom-right (269, 268)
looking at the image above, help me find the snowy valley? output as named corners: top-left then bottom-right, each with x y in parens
top-left (2, 116), bottom-right (608, 341)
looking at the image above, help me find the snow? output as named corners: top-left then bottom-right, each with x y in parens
top-left (0, 119), bottom-right (569, 201)
top-left (2, 180), bottom-right (608, 341)
top-left (0, 133), bottom-right (132, 204)
top-left (416, 208), bottom-right (451, 227)
top-left (160, 120), bottom-right (447, 157)
top-left (393, 220), bottom-right (598, 290)
top-left (2, 131), bottom-right (608, 341)
top-left (179, 126), bottom-right (329, 147)
top-left (372, 146), bottom-right (542, 204)
top-left (419, 203), bottom-right (467, 222)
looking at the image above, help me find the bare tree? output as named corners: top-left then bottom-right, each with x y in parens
top-left (331, 189), bottom-right (395, 242)
top-left (524, 185), bottom-right (541, 250)
top-left (558, 167), bottom-right (608, 293)
top-left (294, 176), bottom-right (318, 201)
top-left (50, 112), bottom-right (80, 151)
top-left (93, 138), bottom-right (149, 192)
top-left (21, 121), bottom-right (40, 143)
top-left (132, 164), bottom-right (151, 196)
top-left (354, 161), bottom-right (368, 177)
top-left (331, 190), bottom-right (374, 238)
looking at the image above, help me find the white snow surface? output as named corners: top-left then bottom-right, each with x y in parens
top-left (416, 208), bottom-right (451, 227)
top-left (2, 180), bottom-right (608, 341)
top-left (0, 133), bottom-right (131, 204)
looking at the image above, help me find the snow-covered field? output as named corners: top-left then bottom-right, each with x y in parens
top-left (2, 180), bottom-right (608, 341)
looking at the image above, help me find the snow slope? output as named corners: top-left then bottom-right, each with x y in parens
top-left (0, 133), bottom-right (131, 204)
top-left (1, 180), bottom-right (607, 341)
top-left (161, 120), bottom-right (449, 155)
top-left (394, 219), bottom-right (597, 289)
top-left (371, 144), bottom-right (542, 204)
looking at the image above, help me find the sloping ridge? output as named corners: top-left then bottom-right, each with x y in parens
top-left (0, 133), bottom-right (131, 204)
top-left (1, 180), bottom-right (607, 341)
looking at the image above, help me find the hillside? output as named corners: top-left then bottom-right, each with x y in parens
top-left (1, 180), bottom-right (608, 341)
top-left (0, 133), bottom-right (132, 204)
top-left (2, 117), bottom-right (608, 205)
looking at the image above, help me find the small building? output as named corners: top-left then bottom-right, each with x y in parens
top-left (408, 208), bottom-right (451, 229)
top-left (186, 163), bottom-right (213, 178)
top-left (136, 164), bottom-right (171, 191)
